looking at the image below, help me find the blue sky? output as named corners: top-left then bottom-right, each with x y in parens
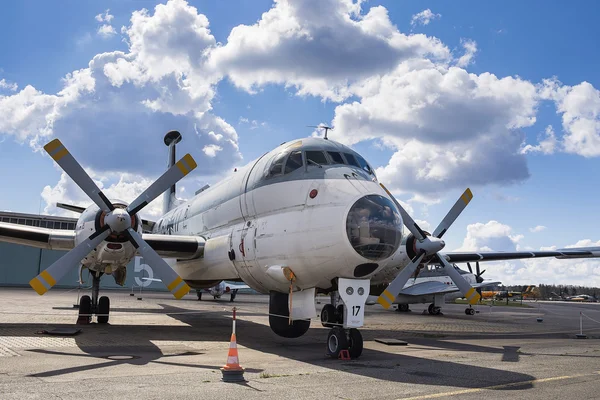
top-left (1, 0), bottom-right (599, 286)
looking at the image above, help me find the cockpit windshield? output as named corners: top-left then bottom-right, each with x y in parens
top-left (262, 139), bottom-right (376, 181)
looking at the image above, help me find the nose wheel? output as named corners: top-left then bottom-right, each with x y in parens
top-left (465, 306), bottom-right (475, 315)
top-left (327, 326), bottom-right (363, 359)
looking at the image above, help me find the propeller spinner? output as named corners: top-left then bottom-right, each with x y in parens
top-left (29, 138), bottom-right (197, 299)
top-left (377, 185), bottom-right (482, 308)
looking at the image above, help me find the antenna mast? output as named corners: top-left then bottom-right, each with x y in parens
top-left (307, 125), bottom-right (334, 140)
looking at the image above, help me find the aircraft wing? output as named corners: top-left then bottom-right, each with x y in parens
top-left (399, 280), bottom-right (502, 297)
top-left (436, 248), bottom-right (600, 264)
top-left (0, 222), bottom-right (75, 251)
top-left (0, 222), bottom-right (203, 259)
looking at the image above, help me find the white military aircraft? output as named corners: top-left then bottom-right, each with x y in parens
top-left (1, 130), bottom-right (600, 359)
top-left (366, 262), bottom-right (500, 316)
top-left (196, 280), bottom-right (250, 301)
top-left (142, 276), bottom-right (250, 301)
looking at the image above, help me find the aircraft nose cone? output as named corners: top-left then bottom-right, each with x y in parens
top-left (346, 194), bottom-right (403, 261)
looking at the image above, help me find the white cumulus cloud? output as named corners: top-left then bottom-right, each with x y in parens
top-left (455, 39), bottom-right (477, 67)
top-left (529, 225), bottom-right (547, 233)
top-left (410, 9), bottom-right (441, 27)
top-left (96, 9), bottom-right (117, 38)
top-left (208, 0), bottom-right (451, 101)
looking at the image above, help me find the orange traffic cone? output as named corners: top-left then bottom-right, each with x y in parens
top-left (221, 308), bottom-right (245, 382)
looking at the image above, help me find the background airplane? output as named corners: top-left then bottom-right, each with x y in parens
top-left (3, 130), bottom-right (600, 359)
top-left (365, 262), bottom-right (500, 316)
top-left (141, 278), bottom-right (249, 302)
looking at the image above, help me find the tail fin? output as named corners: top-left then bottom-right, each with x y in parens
top-left (162, 130), bottom-right (182, 215)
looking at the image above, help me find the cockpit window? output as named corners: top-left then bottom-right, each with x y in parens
top-left (327, 151), bottom-right (345, 164)
top-left (306, 151), bottom-right (329, 166)
top-left (266, 152), bottom-right (287, 178)
top-left (343, 153), bottom-right (360, 167)
top-left (284, 150), bottom-right (303, 174)
top-left (356, 155), bottom-right (374, 175)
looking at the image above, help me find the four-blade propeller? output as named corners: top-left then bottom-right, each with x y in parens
top-left (29, 138), bottom-right (197, 299)
top-left (377, 185), bottom-right (481, 308)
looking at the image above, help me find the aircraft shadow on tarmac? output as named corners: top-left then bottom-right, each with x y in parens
top-left (0, 299), bottom-right (546, 391)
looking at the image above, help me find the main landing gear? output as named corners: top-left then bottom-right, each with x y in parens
top-left (321, 293), bottom-right (364, 359)
top-left (465, 306), bottom-right (475, 315)
top-left (428, 303), bottom-right (442, 315)
top-left (77, 272), bottom-right (110, 324)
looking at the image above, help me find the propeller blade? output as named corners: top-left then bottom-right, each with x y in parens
top-left (467, 262), bottom-right (473, 274)
top-left (432, 188), bottom-right (473, 238)
top-left (29, 226), bottom-right (111, 295)
top-left (125, 228), bottom-right (191, 299)
top-left (377, 252), bottom-right (426, 309)
top-left (437, 254), bottom-right (481, 305)
top-left (379, 183), bottom-right (427, 240)
top-left (126, 154), bottom-right (197, 215)
top-left (44, 139), bottom-right (114, 212)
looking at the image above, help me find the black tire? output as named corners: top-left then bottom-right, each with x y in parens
top-left (77, 295), bottom-right (92, 324)
top-left (347, 328), bottom-right (363, 359)
top-left (397, 304), bottom-right (410, 312)
top-left (268, 291), bottom-right (311, 338)
top-left (428, 303), bottom-right (435, 315)
top-left (321, 304), bottom-right (337, 327)
top-left (97, 296), bottom-right (110, 324)
top-left (327, 327), bottom-right (348, 358)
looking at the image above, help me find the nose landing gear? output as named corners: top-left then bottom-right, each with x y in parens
top-left (76, 272), bottom-right (110, 324)
top-left (323, 278), bottom-right (370, 359)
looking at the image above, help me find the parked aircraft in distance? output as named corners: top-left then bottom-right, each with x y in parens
top-left (2, 130), bottom-right (600, 359)
top-left (366, 263), bottom-right (500, 316)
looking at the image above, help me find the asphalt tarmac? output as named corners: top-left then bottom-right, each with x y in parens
top-left (0, 288), bottom-right (599, 400)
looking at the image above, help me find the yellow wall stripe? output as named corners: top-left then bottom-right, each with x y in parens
top-left (167, 276), bottom-right (183, 291)
top-left (173, 283), bottom-right (191, 299)
top-left (40, 270), bottom-right (56, 287)
top-left (29, 278), bottom-right (48, 295)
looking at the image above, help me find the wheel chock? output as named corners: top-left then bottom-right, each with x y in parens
top-left (339, 350), bottom-right (350, 360)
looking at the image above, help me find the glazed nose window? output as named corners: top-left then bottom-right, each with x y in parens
top-left (346, 195), bottom-right (403, 260)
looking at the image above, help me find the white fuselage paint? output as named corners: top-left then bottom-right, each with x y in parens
top-left (158, 177), bottom-right (400, 294)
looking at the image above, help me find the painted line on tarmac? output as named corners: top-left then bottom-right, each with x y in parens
top-left (396, 371), bottom-right (600, 400)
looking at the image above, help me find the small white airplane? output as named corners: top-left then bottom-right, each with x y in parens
top-left (196, 280), bottom-right (250, 301)
top-left (2, 130), bottom-right (600, 359)
top-left (142, 277), bottom-right (249, 301)
top-left (366, 262), bottom-right (500, 316)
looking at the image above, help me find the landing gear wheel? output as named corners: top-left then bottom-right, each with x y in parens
top-left (327, 327), bottom-right (348, 358)
top-left (321, 304), bottom-right (337, 327)
top-left (77, 295), bottom-right (92, 325)
top-left (428, 304), bottom-right (441, 315)
top-left (97, 296), bottom-right (110, 324)
top-left (465, 307), bottom-right (475, 315)
top-left (347, 328), bottom-right (363, 359)
top-left (396, 304), bottom-right (410, 312)
top-left (268, 291), bottom-right (310, 338)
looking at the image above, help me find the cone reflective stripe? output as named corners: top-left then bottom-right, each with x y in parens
top-left (223, 333), bottom-right (244, 370)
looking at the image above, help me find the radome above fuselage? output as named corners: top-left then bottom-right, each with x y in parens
top-left (153, 137), bottom-right (405, 294)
